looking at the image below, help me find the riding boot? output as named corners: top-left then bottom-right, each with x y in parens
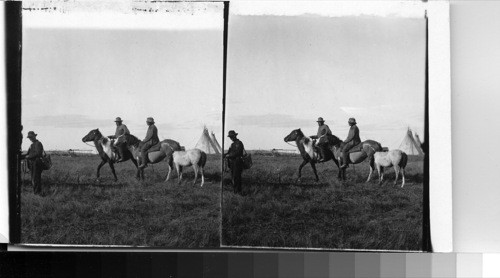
top-left (139, 152), bottom-right (149, 169)
top-left (318, 146), bottom-right (326, 162)
top-left (340, 152), bottom-right (349, 169)
top-left (116, 147), bottom-right (125, 163)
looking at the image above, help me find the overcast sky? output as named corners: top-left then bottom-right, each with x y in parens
top-left (21, 3), bottom-right (223, 151)
top-left (225, 13), bottom-right (426, 150)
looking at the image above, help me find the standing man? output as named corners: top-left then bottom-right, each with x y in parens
top-left (310, 117), bottom-right (332, 162)
top-left (22, 131), bottom-right (45, 195)
top-left (340, 118), bottom-right (361, 169)
top-left (224, 130), bottom-right (244, 194)
top-left (138, 117), bottom-right (159, 169)
top-left (108, 117), bottom-right (130, 162)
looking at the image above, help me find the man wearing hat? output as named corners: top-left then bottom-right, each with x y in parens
top-left (223, 130), bottom-right (245, 194)
top-left (340, 118), bottom-right (361, 169)
top-left (22, 131), bottom-right (45, 195)
top-left (108, 117), bottom-right (130, 162)
top-left (310, 117), bottom-right (332, 162)
top-left (138, 117), bottom-right (159, 169)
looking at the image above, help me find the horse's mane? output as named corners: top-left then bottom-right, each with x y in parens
top-left (124, 134), bottom-right (141, 147)
top-left (325, 134), bottom-right (342, 147)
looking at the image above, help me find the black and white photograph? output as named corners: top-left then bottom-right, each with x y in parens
top-left (19, 1), bottom-right (223, 246)
top-left (222, 2), bottom-right (428, 250)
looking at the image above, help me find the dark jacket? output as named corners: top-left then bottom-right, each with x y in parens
top-left (311, 124), bottom-right (332, 139)
top-left (317, 124), bottom-right (332, 138)
top-left (26, 140), bottom-right (44, 160)
top-left (143, 124), bottom-right (159, 145)
top-left (110, 124), bottom-right (130, 139)
top-left (344, 124), bottom-right (361, 145)
top-left (226, 139), bottom-right (244, 159)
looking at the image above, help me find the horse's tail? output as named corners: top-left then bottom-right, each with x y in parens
top-left (198, 151), bottom-right (207, 168)
top-left (399, 152), bottom-right (408, 168)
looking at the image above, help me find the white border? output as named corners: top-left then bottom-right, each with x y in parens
top-left (428, 1), bottom-right (452, 252)
top-left (0, 2), bottom-right (9, 244)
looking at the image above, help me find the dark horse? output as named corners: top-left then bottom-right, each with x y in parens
top-left (82, 128), bottom-right (138, 182)
top-left (284, 128), bottom-right (341, 182)
top-left (114, 134), bottom-right (182, 181)
top-left (319, 132), bottom-right (383, 181)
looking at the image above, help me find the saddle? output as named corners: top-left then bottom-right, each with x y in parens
top-left (148, 142), bottom-right (163, 152)
top-left (346, 142), bottom-right (364, 153)
top-left (137, 141), bottom-right (163, 153)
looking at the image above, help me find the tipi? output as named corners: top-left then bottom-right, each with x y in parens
top-left (398, 128), bottom-right (424, 156)
top-left (413, 132), bottom-right (425, 153)
top-left (209, 131), bottom-right (222, 153)
top-left (195, 126), bottom-right (221, 154)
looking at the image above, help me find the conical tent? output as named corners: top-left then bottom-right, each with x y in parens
top-left (209, 131), bottom-right (222, 153)
top-left (398, 128), bottom-right (424, 156)
top-left (413, 132), bottom-right (425, 154)
top-left (195, 126), bottom-right (221, 154)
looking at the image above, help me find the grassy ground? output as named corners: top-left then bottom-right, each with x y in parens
top-left (21, 154), bottom-right (221, 247)
top-left (222, 154), bottom-right (424, 250)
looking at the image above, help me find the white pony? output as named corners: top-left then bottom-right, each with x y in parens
top-left (372, 149), bottom-right (408, 187)
top-left (166, 148), bottom-right (207, 187)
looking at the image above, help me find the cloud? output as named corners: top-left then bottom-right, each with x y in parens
top-left (231, 113), bottom-right (312, 128)
top-left (27, 114), bottom-right (110, 129)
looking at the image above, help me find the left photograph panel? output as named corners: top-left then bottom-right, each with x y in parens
top-left (19, 2), bottom-right (223, 246)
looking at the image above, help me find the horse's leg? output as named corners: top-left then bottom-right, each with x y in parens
top-left (200, 166), bottom-right (205, 187)
top-left (180, 166), bottom-right (184, 184)
top-left (401, 167), bottom-right (406, 188)
top-left (165, 163), bottom-right (172, 182)
top-left (310, 162), bottom-right (319, 182)
top-left (193, 164), bottom-right (199, 186)
top-left (140, 166), bottom-right (145, 181)
top-left (367, 158), bottom-right (375, 183)
top-left (109, 161), bottom-right (118, 182)
top-left (176, 164), bottom-right (182, 185)
top-left (380, 166), bottom-right (385, 185)
top-left (96, 160), bottom-right (106, 181)
top-left (330, 154), bottom-right (342, 180)
top-left (335, 160), bottom-right (342, 180)
top-left (135, 156), bottom-right (142, 180)
top-left (366, 163), bottom-right (374, 183)
top-left (377, 164), bottom-right (382, 185)
top-left (393, 165), bottom-right (400, 186)
top-left (296, 160), bottom-right (308, 183)
top-left (130, 156), bottom-right (138, 168)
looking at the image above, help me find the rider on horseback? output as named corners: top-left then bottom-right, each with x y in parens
top-left (340, 117), bottom-right (361, 169)
top-left (310, 117), bottom-right (332, 162)
top-left (138, 117), bottom-right (159, 169)
top-left (108, 117), bottom-right (130, 163)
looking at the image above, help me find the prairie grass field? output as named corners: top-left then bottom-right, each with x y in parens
top-left (21, 154), bottom-right (221, 247)
top-left (222, 153), bottom-right (424, 250)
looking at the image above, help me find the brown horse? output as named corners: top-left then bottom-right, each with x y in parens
top-left (284, 128), bottom-right (341, 182)
top-left (114, 134), bottom-right (182, 181)
top-left (82, 128), bottom-right (138, 182)
top-left (320, 134), bottom-right (383, 181)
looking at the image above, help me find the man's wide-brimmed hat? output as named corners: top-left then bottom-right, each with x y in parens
top-left (348, 117), bottom-right (357, 124)
top-left (146, 117), bottom-right (155, 124)
top-left (227, 130), bottom-right (238, 137)
top-left (27, 131), bottom-right (37, 138)
top-left (317, 117), bottom-right (325, 123)
top-left (115, 117), bottom-right (123, 122)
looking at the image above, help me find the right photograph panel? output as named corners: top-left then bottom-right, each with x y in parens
top-left (222, 2), bottom-right (426, 251)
